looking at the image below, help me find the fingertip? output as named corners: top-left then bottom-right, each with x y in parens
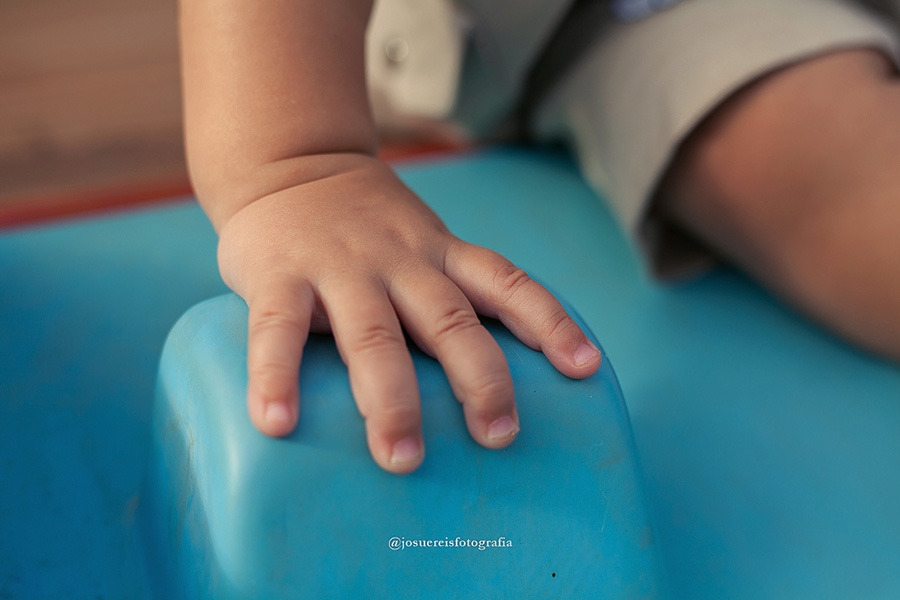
top-left (371, 435), bottom-right (425, 474)
top-left (388, 437), bottom-right (425, 474)
top-left (248, 384), bottom-right (298, 437)
top-left (573, 339), bottom-right (598, 365)
top-left (484, 414), bottom-right (520, 449)
top-left (572, 339), bottom-right (602, 374)
top-left (464, 407), bottom-right (520, 450)
top-left (546, 332), bottom-right (602, 379)
top-left (263, 402), bottom-right (298, 437)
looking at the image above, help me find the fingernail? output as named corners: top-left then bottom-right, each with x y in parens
top-left (487, 415), bottom-right (519, 441)
top-left (390, 438), bottom-right (423, 468)
top-left (574, 341), bottom-right (600, 367)
top-left (265, 403), bottom-right (294, 428)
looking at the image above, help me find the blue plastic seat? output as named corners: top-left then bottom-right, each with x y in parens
top-left (3, 148), bottom-right (899, 598)
top-left (141, 293), bottom-right (664, 599)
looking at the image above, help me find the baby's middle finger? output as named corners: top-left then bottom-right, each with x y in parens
top-left (388, 269), bottom-right (519, 450)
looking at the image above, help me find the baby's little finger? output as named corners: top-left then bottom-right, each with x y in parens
top-left (245, 280), bottom-right (315, 437)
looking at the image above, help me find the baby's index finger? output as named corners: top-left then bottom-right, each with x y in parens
top-left (443, 241), bottom-right (602, 379)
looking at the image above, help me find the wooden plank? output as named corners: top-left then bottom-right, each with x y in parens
top-left (0, 0), bottom-right (187, 208)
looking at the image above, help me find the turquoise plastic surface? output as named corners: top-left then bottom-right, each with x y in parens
top-left (2, 148), bottom-right (899, 599)
top-left (142, 294), bottom-right (661, 599)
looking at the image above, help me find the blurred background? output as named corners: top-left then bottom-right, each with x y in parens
top-left (0, 0), bottom-right (463, 228)
top-left (0, 0), bottom-right (189, 226)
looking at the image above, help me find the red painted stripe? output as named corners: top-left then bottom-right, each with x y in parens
top-left (0, 179), bottom-right (193, 230)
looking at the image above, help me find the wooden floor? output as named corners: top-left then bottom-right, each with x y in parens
top-left (0, 0), bottom-right (466, 227)
top-left (0, 0), bottom-right (189, 223)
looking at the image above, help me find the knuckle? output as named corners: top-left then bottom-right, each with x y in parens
top-left (540, 306), bottom-right (577, 341)
top-left (365, 399), bottom-right (421, 428)
top-left (430, 307), bottom-right (482, 345)
top-left (491, 263), bottom-right (533, 306)
top-left (249, 360), bottom-right (288, 379)
top-left (248, 363), bottom-right (293, 399)
top-left (463, 373), bottom-right (513, 406)
top-left (347, 322), bottom-right (404, 355)
top-left (250, 307), bottom-right (305, 336)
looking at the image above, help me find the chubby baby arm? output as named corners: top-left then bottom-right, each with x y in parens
top-left (180, 0), bottom-right (600, 473)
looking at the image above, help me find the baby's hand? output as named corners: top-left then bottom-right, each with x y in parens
top-left (216, 153), bottom-right (601, 473)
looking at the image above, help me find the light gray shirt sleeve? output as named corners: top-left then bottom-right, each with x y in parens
top-left (536, 0), bottom-right (900, 276)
